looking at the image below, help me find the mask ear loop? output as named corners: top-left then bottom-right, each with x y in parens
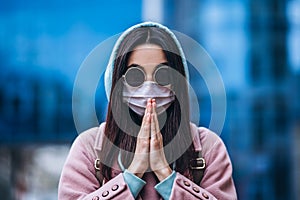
top-left (122, 66), bottom-right (146, 88)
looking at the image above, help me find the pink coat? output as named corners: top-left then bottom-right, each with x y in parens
top-left (58, 123), bottom-right (237, 199)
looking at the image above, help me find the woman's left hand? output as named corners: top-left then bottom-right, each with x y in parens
top-left (149, 99), bottom-right (173, 181)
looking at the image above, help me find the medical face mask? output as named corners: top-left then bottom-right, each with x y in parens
top-left (122, 81), bottom-right (175, 116)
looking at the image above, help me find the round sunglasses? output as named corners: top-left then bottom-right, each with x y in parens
top-left (123, 64), bottom-right (171, 87)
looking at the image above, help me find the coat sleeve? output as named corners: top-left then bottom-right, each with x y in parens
top-left (169, 132), bottom-right (237, 200)
top-left (58, 129), bottom-right (136, 200)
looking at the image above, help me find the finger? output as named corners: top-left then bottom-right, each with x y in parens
top-left (141, 98), bottom-right (152, 127)
top-left (151, 113), bottom-right (157, 139)
top-left (149, 98), bottom-right (152, 113)
top-left (152, 100), bottom-right (160, 134)
top-left (138, 99), bottom-right (152, 140)
top-left (151, 100), bottom-right (158, 139)
top-left (140, 112), bottom-right (151, 139)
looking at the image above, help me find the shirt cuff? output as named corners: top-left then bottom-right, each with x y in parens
top-left (123, 170), bottom-right (146, 198)
top-left (154, 171), bottom-right (176, 200)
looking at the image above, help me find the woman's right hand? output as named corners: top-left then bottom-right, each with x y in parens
top-left (127, 99), bottom-right (152, 178)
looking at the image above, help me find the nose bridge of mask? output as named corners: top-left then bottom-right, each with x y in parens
top-left (123, 81), bottom-right (174, 97)
top-left (138, 81), bottom-right (172, 97)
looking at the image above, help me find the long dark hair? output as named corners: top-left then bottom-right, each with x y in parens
top-left (100, 26), bottom-right (196, 180)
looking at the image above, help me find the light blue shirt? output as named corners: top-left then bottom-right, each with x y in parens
top-left (123, 170), bottom-right (176, 200)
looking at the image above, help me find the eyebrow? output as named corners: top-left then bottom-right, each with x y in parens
top-left (127, 63), bottom-right (141, 68)
top-left (127, 62), bottom-right (169, 68)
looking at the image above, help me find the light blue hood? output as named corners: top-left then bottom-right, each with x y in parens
top-left (104, 21), bottom-right (189, 100)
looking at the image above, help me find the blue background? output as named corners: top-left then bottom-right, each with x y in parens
top-left (0, 0), bottom-right (299, 199)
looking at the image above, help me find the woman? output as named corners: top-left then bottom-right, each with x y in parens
top-left (58, 22), bottom-right (237, 200)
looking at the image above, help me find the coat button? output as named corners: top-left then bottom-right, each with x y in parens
top-left (183, 181), bottom-right (191, 187)
top-left (92, 196), bottom-right (99, 200)
top-left (193, 186), bottom-right (200, 193)
top-left (202, 192), bottom-right (209, 199)
top-left (112, 184), bottom-right (119, 191)
top-left (102, 191), bottom-right (109, 197)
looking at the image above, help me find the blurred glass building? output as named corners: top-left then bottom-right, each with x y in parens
top-left (0, 0), bottom-right (299, 199)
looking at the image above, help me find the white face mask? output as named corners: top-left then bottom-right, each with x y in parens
top-left (123, 81), bottom-right (175, 116)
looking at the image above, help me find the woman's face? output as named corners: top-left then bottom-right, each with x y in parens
top-left (127, 44), bottom-right (168, 82)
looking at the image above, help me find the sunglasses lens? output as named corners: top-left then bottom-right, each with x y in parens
top-left (155, 66), bottom-right (171, 86)
top-left (125, 67), bottom-right (145, 87)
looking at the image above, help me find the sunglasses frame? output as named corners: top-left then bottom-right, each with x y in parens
top-left (123, 64), bottom-right (171, 87)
